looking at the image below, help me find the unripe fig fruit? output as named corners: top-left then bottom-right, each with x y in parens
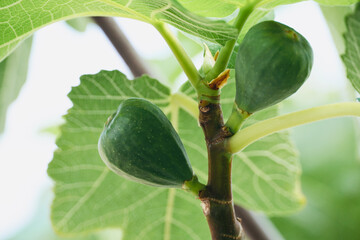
top-left (235, 21), bottom-right (313, 113)
top-left (98, 98), bottom-right (194, 188)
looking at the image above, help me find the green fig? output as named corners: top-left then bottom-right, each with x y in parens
top-left (98, 98), bottom-right (194, 188)
top-left (235, 20), bottom-right (313, 114)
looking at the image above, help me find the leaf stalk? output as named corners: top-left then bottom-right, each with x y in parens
top-left (204, 3), bottom-right (256, 82)
top-left (225, 103), bottom-right (251, 134)
top-left (227, 102), bottom-right (360, 153)
top-left (154, 22), bottom-right (202, 90)
top-left (171, 93), bottom-right (199, 118)
top-left (183, 175), bottom-right (206, 196)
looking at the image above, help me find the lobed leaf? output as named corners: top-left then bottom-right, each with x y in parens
top-left (49, 69), bottom-right (306, 239)
top-left (0, 0), bottom-right (237, 62)
top-left (0, 36), bottom-right (32, 133)
top-left (342, 2), bottom-right (360, 94)
top-left (48, 70), bottom-right (210, 239)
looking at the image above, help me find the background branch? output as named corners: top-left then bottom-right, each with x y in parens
top-left (92, 16), bottom-right (278, 240)
top-left (234, 206), bottom-right (271, 240)
top-left (92, 17), bottom-right (152, 77)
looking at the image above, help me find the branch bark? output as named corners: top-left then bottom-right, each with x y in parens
top-left (198, 101), bottom-right (243, 240)
top-left (93, 16), bottom-right (275, 240)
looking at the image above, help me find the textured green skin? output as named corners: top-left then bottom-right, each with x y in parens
top-left (235, 21), bottom-right (313, 113)
top-left (98, 98), bottom-right (193, 188)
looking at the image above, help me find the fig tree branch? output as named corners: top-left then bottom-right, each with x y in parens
top-left (93, 16), bottom-right (275, 240)
top-left (198, 100), bottom-right (243, 240)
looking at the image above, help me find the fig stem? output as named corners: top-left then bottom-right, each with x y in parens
top-left (154, 22), bottom-right (202, 91)
top-left (171, 93), bottom-right (199, 118)
top-left (227, 102), bottom-right (360, 153)
top-left (204, 2), bottom-right (257, 82)
top-left (183, 175), bottom-right (206, 196)
top-left (225, 103), bottom-right (251, 134)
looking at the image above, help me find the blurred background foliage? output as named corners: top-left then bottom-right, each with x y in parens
top-left (271, 103), bottom-right (360, 239)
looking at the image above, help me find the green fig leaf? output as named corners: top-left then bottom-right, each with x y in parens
top-left (0, 0), bottom-right (237, 62)
top-left (49, 69), bottom-right (303, 240)
top-left (176, 0), bottom-right (237, 18)
top-left (342, 2), bottom-right (360, 94)
top-left (48, 70), bottom-right (210, 239)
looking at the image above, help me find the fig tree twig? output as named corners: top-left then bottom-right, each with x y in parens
top-left (92, 16), bottom-right (276, 240)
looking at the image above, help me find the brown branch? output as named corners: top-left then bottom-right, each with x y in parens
top-left (93, 16), bottom-right (276, 240)
top-left (234, 205), bottom-right (271, 240)
top-left (198, 101), bottom-right (243, 240)
top-left (92, 17), bottom-right (152, 77)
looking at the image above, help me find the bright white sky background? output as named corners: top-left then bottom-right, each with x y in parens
top-left (0, 1), bottom-right (351, 239)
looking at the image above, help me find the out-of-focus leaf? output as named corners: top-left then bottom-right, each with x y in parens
top-left (271, 117), bottom-right (360, 239)
top-left (342, 3), bottom-right (360, 94)
top-left (40, 123), bottom-right (62, 136)
top-left (0, 36), bottom-right (32, 133)
top-left (321, 5), bottom-right (354, 54)
top-left (66, 18), bottom-right (92, 32)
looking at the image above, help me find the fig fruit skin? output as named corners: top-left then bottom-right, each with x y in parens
top-left (235, 20), bottom-right (313, 114)
top-left (98, 98), bottom-right (194, 188)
